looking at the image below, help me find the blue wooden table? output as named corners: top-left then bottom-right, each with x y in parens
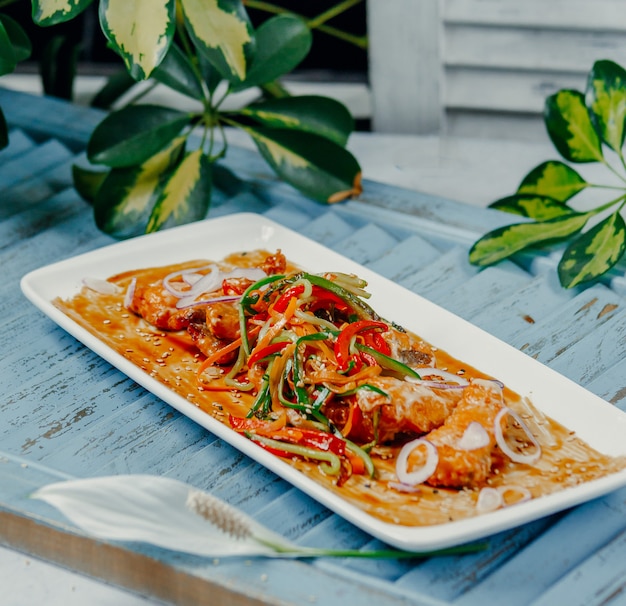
top-left (2, 86), bottom-right (626, 606)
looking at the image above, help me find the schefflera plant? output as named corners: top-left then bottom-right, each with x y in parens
top-left (0, 11), bottom-right (32, 149)
top-left (32, 0), bottom-right (361, 238)
top-left (469, 59), bottom-right (626, 289)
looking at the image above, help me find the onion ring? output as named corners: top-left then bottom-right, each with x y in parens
top-left (476, 487), bottom-right (502, 513)
top-left (494, 407), bottom-right (542, 465)
top-left (497, 485), bottom-right (532, 506)
top-left (395, 438), bottom-right (438, 485)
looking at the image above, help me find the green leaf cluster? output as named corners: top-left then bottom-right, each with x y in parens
top-left (0, 11), bottom-right (31, 149)
top-left (28, 0), bottom-right (362, 238)
top-left (469, 60), bottom-right (626, 288)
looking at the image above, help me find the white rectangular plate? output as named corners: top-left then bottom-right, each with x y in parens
top-left (20, 212), bottom-right (626, 551)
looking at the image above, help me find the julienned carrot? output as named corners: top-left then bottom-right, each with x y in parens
top-left (197, 326), bottom-right (261, 377)
top-left (341, 399), bottom-right (358, 438)
top-left (248, 295), bottom-right (298, 361)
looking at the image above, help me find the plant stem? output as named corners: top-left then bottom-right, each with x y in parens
top-left (176, 19), bottom-right (211, 107)
top-left (307, 0), bottom-right (362, 28)
top-left (588, 192), bottom-right (626, 216)
top-left (244, 0), bottom-right (368, 49)
top-left (598, 156), bottom-right (626, 186)
top-left (258, 538), bottom-right (488, 559)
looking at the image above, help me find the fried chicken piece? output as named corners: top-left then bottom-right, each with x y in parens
top-left (127, 280), bottom-right (195, 331)
top-left (205, 302), bottom-right (241, 341)
top-left (330, 376), bottom-right (464, 444)
top-left (425, 378), bottom-right (503, 488)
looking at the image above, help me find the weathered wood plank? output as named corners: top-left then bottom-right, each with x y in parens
top-left (444, 0), bottom-right (626, 31)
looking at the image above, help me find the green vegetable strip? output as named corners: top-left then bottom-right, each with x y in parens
top-left (247, 369), bottom-right (272, 418)
top-left (345, 439), bottom-right (375, 478)
top-left (355, 343), bottom-right (421, 380)
top-left (247, 432), bottom-right (342, 475)
top-left (292, 332), bottom-right (331, 409)
top-left (303, 273), bottom-right (381, 320)
top-left (261, 272), bottom-right (381, 321)
top-left (238, 274), bottom-right (285, 355)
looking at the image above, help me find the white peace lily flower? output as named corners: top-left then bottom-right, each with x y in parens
top-left (32, 475), bottom-right (484, 559)
top-left (32, 475), bottom-right (297, 558)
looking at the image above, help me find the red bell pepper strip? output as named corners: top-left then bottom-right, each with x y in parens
top-left (247, 341), bottom-right (290, 366)
top-left (334, 320), bottom-right (389, 371)
top-left (307, 285), bottom-right (349, 312)
top-left (272, 284), bottom-right (306, 312)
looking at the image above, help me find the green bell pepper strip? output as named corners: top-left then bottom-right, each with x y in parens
top-left (292, 332), bottom-right (332, 408)
top-left (355, 343), bottom-right (421, 380)
top-left (345, 439), bottom-right (375, 478)
top-left (247, 370), bottom-right (272, 418)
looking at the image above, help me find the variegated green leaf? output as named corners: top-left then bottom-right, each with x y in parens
top-left (517, 160), bottom-right (588, 202)
top-left (87, 104), bottom-right (190, 168)
top-left (72, 164), bottom-right (109, 203)
top-left (94, 137), bottom-right (186, 238)
top-left (0, 20), bottom-right (16, 76)
top-left (490, 194), bottom-right (574, 220)
top-left (198, 51), bottom-right (223, 95)
top-left (545, 90), bottom-right (603, 163)
top-left (236, 95), bottom-right (353, 146)
top-left (246, 126), bottom-right (361, 203)
top-left (32, 0), bottom-right (93, 26)
top-left (0, 107), bottom-right (8, 150)
top-left (558, 211), bottom-right (626, 288)
top-left (99, 0), bottom-right (175, 80)
top-left (152, 42), bottom-right (205, 100)
top-left (234, 13), bottom-right (311, 90)
top-left (586, 60), bottom-right (626, 153)
top-left (469, 213), bottom-right (590, 267)
top-left (146, 149), bottom-right (212, 232)
top-left (0, 15), bottom-right (31, 65)
top-left (181, 0), bottom-right (254, 83)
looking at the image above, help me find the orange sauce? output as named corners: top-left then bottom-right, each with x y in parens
top-left (54, 252), bottom-right (626, 527)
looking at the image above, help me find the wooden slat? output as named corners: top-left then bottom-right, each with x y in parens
top-left (366, 0), bottom-right (442, 133)
top-left (445, 68), bottom-right (586, 113)
top-left (443, 0), bottom-right (626, 32)
top-left (445, 26), bottom-right (626, 73)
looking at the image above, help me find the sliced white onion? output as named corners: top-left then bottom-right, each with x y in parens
top-left (497, 485), bottom-right (532, 506)
top-left (124, 277), bottom-right (136, 310)
top-left (407, 368), bottom-right (470, 390)
top-left (476, 487), bottom-right (502, 513)
top-left (176, 294), bottom-right (242, 309)
top-left (494, 407), bottom-right (542, 465)
top-left (162, 265), bottom-right (267, 309)
top-left (82, 277), bottom-right (122, 295)
top-left (395, 438), bottom-right (438, 486)
top-left (457, 421), bottom-right (490, 451)
top-left (163, 264), bottom-right (218, 297)
top-left (476, 484), bottom-right (533, 513)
